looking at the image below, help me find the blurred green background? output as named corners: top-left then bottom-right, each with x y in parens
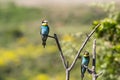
top-left (0, 0), bottom-right (120, 80)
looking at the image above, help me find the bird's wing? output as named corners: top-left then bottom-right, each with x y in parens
top-left (48, 26), bottom-right (50, 34)
top-left (40, 26), bottom-right (43, 34)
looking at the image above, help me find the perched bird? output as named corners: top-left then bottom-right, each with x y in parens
top-left (40, 20), bottom-right (49, 48)
top-left (81, 51), bottom-right (90, 79)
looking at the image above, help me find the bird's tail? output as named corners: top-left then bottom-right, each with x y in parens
top-left (42, 41), bottom-right (46, 48)
top-left (81, 74), bottom-right (84, 80)
top-left (81, 65), bottom-right (86, 80)
top-left (42, 35), bottom-right (47, 48)
top-left (81, 65), bottom-right (83, 80)
top-left (81, 70), bottom-right (84, 80)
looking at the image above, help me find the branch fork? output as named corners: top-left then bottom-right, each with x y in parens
top-left (47, 24), bottom-right (101, 80)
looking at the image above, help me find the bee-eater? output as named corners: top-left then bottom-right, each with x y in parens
top-left (40, 20), bottom-right (49, 48)
top-left (81, 51), bottom-right (90, 79)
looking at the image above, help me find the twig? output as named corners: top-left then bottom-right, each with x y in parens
top-left (96, 71), bottom-right (103, 78)
top-left (68, 24), bottom-right (101, 71)
top-left (80, 39), bottom-right (103, 80)
top-left (54, 34), bottom-right (67, 69)
top-left (47, 24), bottom-right (101, 80)
top-left (83, 65), bottom-right (93, 74)
top-left (48, 35), bottom-right (55, 38)
top-left (91, 39), bottom-right (103, 80)
top-left (92, 39), bottom-right (97, 80)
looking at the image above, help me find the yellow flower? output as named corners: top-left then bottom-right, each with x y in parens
top-left (62, 34), bottom-right (74, 42)
top-left (32, 74), bottom-right (50, 80)
top-left (0, 58), bottom-right (5, 66)
top-left (17, 37), bottom-right (27, 44)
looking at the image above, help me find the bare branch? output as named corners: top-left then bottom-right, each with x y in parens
top-left (66, 69), bottom-right (70, 80)
top-left (54, 34), bottom-right (67, 69)
top-left (92, 39), bottom-right (96, 71)
top-left (48, 35), bottom-right (55, 38)
top-left (92, 39), bottom-right (97, 80)
top-left (68, 24), bottom-right (101, 71)
top-left (52, 24), bottom-right (101, 80)
top-left (83, 65), bottom-right (93, 74)
top-left (66, 61), bottom-right (69, 68)
top-left (85, 33), bottom-right (89, 37)
top-left (96, 71), bottom-right (103, 78)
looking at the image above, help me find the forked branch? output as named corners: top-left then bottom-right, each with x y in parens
top-left (68, 24), bottom-right (101, 71)
top-left (47, 23), bottom-right (101, 80)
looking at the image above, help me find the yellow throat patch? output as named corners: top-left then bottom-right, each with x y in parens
top-left (83, 54), bottom-right (89, 57)
top-left (42, 23), bottom-right (47, 26)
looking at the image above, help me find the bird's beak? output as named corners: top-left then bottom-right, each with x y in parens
top-left (42, 23), bottom-right (48, 26)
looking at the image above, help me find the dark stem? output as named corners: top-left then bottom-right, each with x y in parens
top-left (54, 34), bottom-right (67, 69)
top-left (82, 39), bottom-right (103, 80)
top-left (50, 24), bottom-right (100, 80)
top-left (48, 35), bottom-right (55, 38)
top-left (66, 69), bottom-right (70, 80)
top-left (92, 39), bottom-right (96, 80)
top-left (68, 24), bottom-right (101, 71)
top-left (83, 65), bottom-right (93, 73)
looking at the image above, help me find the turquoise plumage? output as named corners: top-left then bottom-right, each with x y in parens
top-left (40, 20), bottom-right (49, 48)
top-left (81, 51), bottom-right (90, 79)
top-left (40, 25), bottom-right (49, 35)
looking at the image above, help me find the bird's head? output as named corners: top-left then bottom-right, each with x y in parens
top-left (42, 20), bottom-right (48, 26)
top-left (83, 51), bottom-right (89, 57)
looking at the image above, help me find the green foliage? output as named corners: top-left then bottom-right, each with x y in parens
top-left (93, 18), bottom-right (120, 44)
top-left (116, 12), bottom-right (120, 24)
top-left (93, 2), bottom-right (120, 80)
top-left (96, 41), bottom-right (120, 80)
top-left (112, 45), bottom-right (120, 53)
top-left (0, 3), bottom-right (42, 24)
top-left (93, 2), bottom-right (120, 45)
top-left (0, 2), bottom-right (42, 46)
